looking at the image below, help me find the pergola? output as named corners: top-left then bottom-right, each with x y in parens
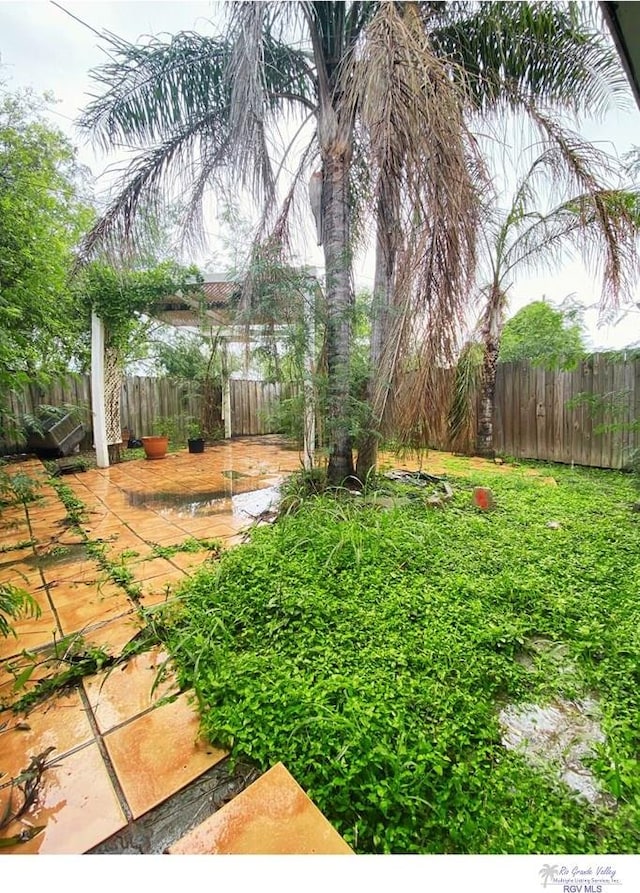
top-left (90, 271), bottom-right (318, 469)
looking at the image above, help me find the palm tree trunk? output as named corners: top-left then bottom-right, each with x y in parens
top-left (476, 286), bottom-right (504, 458)
top-left (323, 148), bottom-right (355, 485)
top-left (356, 174), bottom-right (400, 482)
top-left (476, 341), bottom-right (499, 458)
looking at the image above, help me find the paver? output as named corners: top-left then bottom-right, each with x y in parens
top-left (1, 438), bottom-right (346, 853)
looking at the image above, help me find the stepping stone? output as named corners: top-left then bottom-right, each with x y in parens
top-left (167, 762), bottom-right (353, 855)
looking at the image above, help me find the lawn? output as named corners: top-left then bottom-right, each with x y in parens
top-left (159, 459), bottom-right (640, 853)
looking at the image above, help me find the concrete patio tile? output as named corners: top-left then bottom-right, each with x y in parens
top-left (54, 585), bottom-right (134, 637)
top-left (83, 647), bottom-right (180, 733)
top-left (142, 529), bottom-right (190, 547)
top-left (80, 614), bottom-right (144, 655)
top-left (0, 743), bottom-right (127, 854)
top-left (178, 519), bottom-right (237, 538)
top-left (104, 691), bottom-right (227, 818)
top-left (89, 520), bottom-right (128, 539)
top-left (46, 577), bottom-right (111, 606)
top-left (0, 527), bottom-right (32, 550)
top-left (130, 556), bottom-right (179, 580)
top-left (0, 655), bottom-right (49, 707)
top-left (165, 551), bottom-right (211, 573)
top-left (167, 763), bottom-right (354, 855)
top-left (0, 608), bottom-right (59, 661)
top-left (43, 558), bottom-right (102, 586)
top-left (0, 546), bottom-right (33, 568)
top-left (0, 689), bottom-right (95, 779)
top-left (108, 541), bottom-right (154, 562)
top-left (133, 521), bottom-right (183, 539)
top-left (0, 560), bottom-right (38, 584)
top-left (137, 569), bottom-right (187, 606)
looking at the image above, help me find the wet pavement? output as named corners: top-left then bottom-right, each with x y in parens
top-left (0, 437), bottom-right (308, 854)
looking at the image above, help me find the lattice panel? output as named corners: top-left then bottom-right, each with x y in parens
top-left (104, 348), bottom-right (122, 445)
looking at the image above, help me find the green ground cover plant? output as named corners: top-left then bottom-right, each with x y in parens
top-left (156, 463), bottom-right (639, 852)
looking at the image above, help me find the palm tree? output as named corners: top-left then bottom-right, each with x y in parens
top-left (449, 137), bottom-right (640, 457)
top-left (78, 2), bottom-right (627, 482)
top-left (355, 0), bottom-right (631, 479)
top-left (79, 1), bottom-right (482, 483)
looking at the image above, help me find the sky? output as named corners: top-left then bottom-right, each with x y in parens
top-left (1, 0), bottom-right (640, 350)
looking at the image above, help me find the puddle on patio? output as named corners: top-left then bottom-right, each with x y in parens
top-left (125, 484), bottom-right (281, 520)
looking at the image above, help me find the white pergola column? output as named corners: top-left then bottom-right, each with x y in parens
top-left (221, 337), bottom-right (232, 439)
top-left (91, 311), bottom-right (109, 468)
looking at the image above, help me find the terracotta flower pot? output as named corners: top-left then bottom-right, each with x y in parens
top-left (141, 435), bottom-right (169, 460)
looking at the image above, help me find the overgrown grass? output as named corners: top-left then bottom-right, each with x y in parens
top-left (158, 462), bottom-right (640, 853)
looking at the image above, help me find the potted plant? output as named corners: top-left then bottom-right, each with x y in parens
top-left (186, 419), bottom-right (205, 454)
top-left (141, 417), bottom-right (175, 461)
top-left (141, 433), bottom-right (168, 460)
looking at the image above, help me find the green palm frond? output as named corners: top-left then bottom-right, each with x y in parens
top-left (431, 1), bottom-right (629, 116)
top-left (80, 27), bottom-right (314, 149)
top-left (79, 31), bottom-right (232, 149)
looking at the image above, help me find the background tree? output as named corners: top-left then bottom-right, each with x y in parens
top-left (152, 331), bottom-right (213, 382)
top-left (0, 86), bottom-right (93, 405)
top-left (499, 300), bottom-right (587, 368)
top-left (449, 141), bottom-right (640, 457)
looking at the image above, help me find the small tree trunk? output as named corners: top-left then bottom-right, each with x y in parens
top-left (476, 340), bottom-right (499, 458)
top-left (323, 149), bottom-right (355, 485)
top-left (476, 286), bottom-right (505, 458)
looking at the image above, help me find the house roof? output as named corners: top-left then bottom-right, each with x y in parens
top-left (152, 277), bottom-right (241, 328)
top-left (601, 1), bottom-right (640, 110)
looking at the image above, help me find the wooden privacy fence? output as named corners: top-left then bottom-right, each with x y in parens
top-left (230, 380), bottom-right (299, 436)
top-left (492, 357), bottom-right (640, 469)
top-left (120, 376), bottom-right (206, 441)
top-left (1, 359), bottom-right (638, 468)
top-left (382, 357), bottom-right (639, 470)
top-left (1, 375), bottom-right (293, 453)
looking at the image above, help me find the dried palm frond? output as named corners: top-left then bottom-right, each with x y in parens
top-left (77, 13), bottom-right (315, 259)
top-left (345, 1), bottom-right (486, 451)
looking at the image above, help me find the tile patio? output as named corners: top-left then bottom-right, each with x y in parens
top-left (1, 437), bottom-right (307, 854)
